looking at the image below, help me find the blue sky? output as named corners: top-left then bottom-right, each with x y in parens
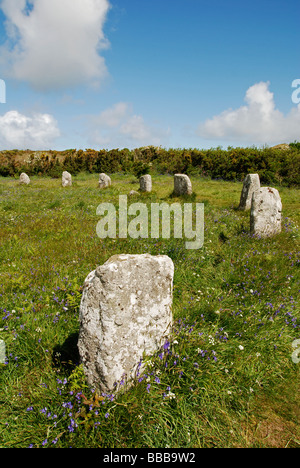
top-left (0, 0), bottom-right (299, 151)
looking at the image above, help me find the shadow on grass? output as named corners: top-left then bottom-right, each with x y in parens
top-left (52, 332), bottom-right (80, 373)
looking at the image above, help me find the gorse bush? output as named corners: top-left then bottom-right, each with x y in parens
top-left (0, 143), bottom-right (299, 186)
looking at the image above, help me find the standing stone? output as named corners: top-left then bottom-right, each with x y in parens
top-left (250, 187), bottom-right (282, 238)
top-left (174, 174), bottom-right (192, 196)
top-left (78, 254), bottom-right (174, 394)
top-left (62, 171), bottom-right (72, 187)
top-left (99, 173), bottom-right (111, 189)
top-left (239, 174), bottom-right (260, 210)
top-left (19, 173), bottom-right (30, 185)
top-left (129, 190), bottom-right (139, 197)
top-left (139, 174), bottom-right (152, 192)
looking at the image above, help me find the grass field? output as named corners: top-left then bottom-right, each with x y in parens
top-left (0, 172), bottom-right (299, 448)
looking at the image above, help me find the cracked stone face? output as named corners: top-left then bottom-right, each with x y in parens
top-left (99, 173), bottom-right (111, 189)
top-left (78, 254), bottom-right (174, 393)
top-left (62, 171), bottom-right (72, 187)
top-left (139, 174), bottom-right (152, 192)
top-left (250, 187), bottom-right (282, 238)
top-left (173, 174), bottom-right (192, 196)
top-left (239, 174), bottom-right (260, 210)
top-left (19, 173), bottom-right (30, 185)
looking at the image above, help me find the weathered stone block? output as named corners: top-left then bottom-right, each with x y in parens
top-left (128, 190), bottom-right (139, 197)
top-left (99, 173), bottom-right (111, 189)
top-left (250, 187), bottom-right (282, 237)
top-left (62, 171), bottom-right (72, 187)
top-left (239, 174), bottom-right (260, 210)
top-left (139, 174), bottom-right (152, 192)
top-left (78, 254), bottom-right (174, 394)
top-left (174, 174), bottom-right (192, 196)
top-left (19, 173), bottom-right (30, 185)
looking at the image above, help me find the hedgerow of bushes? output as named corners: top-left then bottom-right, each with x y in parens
top-left (0, 143), bottom-right (299, 187)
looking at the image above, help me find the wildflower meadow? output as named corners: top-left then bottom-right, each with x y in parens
top-left (0, 172), bottom-right (299, 448)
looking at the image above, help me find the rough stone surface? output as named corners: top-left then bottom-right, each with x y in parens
top-left (174, 174), bottom-right (192, 196)
top-left (62, 171), bottom-right (72, 187)
top-left (139, 174), bottom-right (152, 192)
top-left (128, 190), bottom-right (139, 197)
top-left (78, 254), bottom-right (174, 393)
top-left (238, 174), bottom-right (260, 210)
top-left (250, 187), bottom-right (282, 238)
top-left (99, 173), bottom-right (111, 189)
top-left (19, 173), bottom-right (30, 185)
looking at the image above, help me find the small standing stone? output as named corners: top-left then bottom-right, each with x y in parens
top-left (129, 190), bottom-right (139, 197)
top-left (139, 174), bottom-right (152, 192)
top-left (174, 174), bottom-right (192, 196)
top-left (19, 173), bottom-right (30, 185)
top-left (62, 171), bottom-right (72, 187)
top-left (250, 187), bottom-right (282, 238)
top-left (239, 174), bottom-right (260, 210)
top-left (99, 173), bottom-right (111, 189)
top-left (78, 254), bottom-right (174, 394)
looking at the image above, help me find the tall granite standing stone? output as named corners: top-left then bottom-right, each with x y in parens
top-left (250, 187), bottom-right (282, 238)
top-left (62, 171), bottom-right (72, 187)
top-left (174, 174), bottom-right (192, 196)
top-left (19, 173), bottom-right (30, 185)
top-left (78, 254), bottom-right (174, 394)
top-left (239, 174), bottom-right (260, 210)
top-left (99, 173), bottom-right (111, 189)
top-left (139, 174), bottom-right (152, 192)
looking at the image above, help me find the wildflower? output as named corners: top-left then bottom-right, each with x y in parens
top-left (208, 335), bottom-right (215, 345)
top-left (68, 419), bottom-right (78, 432)
top-left (105, 413), bottom-right (109, 419)
top-left (238, 345), bottom-right (244, 350)
top-left (146, 384), bottom-right (151, 393)
top-left (163, 340), bottom-right (170, 350)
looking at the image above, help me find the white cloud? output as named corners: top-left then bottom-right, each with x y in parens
top-left (0, 0), bottom-right (111, 90)
top-left (197, 81), bottom-right (300, 145)
top-left (0, 110), bottom-right (60, 149)
top-left (88, 102), bottom-right (170, 148)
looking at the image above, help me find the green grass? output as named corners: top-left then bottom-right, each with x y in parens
top-left (0, 172), bottom-right (299, 448)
